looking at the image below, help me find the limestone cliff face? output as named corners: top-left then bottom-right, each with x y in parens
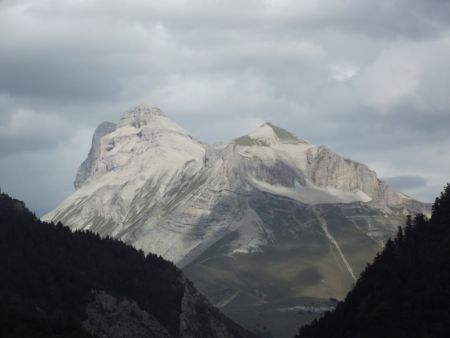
top-left (305, 146), bottom-right (407, 208)
top-left (74, 121), bottom-right (116, 189)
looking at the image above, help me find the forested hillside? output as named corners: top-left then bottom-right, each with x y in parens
top-left (297, 184), bottom-right (450, 338)
top-left (0, 192), bottom-right (252, 338)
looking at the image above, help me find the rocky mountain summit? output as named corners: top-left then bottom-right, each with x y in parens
top-left (43, 104), bottom-right (430, 337)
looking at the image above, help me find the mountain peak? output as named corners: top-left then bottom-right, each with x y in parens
top-left (117, 104), bottom-right (166, 129)
top-left (260, 121), bottom-right (276, 128)
top-left (127, 103), bottom-right (164, 116)
top-left (115, 103), bottom-right (192, 136)
top-left (234, 122), bottom-right (310, 146)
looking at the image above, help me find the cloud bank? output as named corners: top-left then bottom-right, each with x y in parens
top-left (0, 0), bottom-right (449, 214)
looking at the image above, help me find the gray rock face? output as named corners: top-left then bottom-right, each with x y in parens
top-left (74, 121), bottom-right (116, 189)
top-left (83, 291), bottom-right (172, 338)
top-left (117, 104), bottom-right (165, 129)
top-left (305, 146), bottom-right (421, 210)
top-left (306, 146), bottom-right (379, 196)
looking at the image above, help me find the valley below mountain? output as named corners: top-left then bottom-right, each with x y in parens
top-left (43, 104), bottom-right (430, 337)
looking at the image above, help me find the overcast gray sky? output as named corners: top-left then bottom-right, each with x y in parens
top-left (1, 0), bottom-right (449, 216)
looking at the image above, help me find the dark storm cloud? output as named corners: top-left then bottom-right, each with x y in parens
top-left (0, 0), bottom-right (449, 214)
top-left (0, 109), bottom-right (65, 155)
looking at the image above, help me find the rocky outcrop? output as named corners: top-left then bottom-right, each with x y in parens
top-left (83, 291), bottom-right (172, 338)
top-left (74, 121), bottom-right (116, 189)
top-left (305, 146), bottom-right (406, 207)
top-left (117, 104), bottom-right (165, 128)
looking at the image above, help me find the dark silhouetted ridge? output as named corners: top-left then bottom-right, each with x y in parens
top-left (0, 192), bottom-right (254, 338)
